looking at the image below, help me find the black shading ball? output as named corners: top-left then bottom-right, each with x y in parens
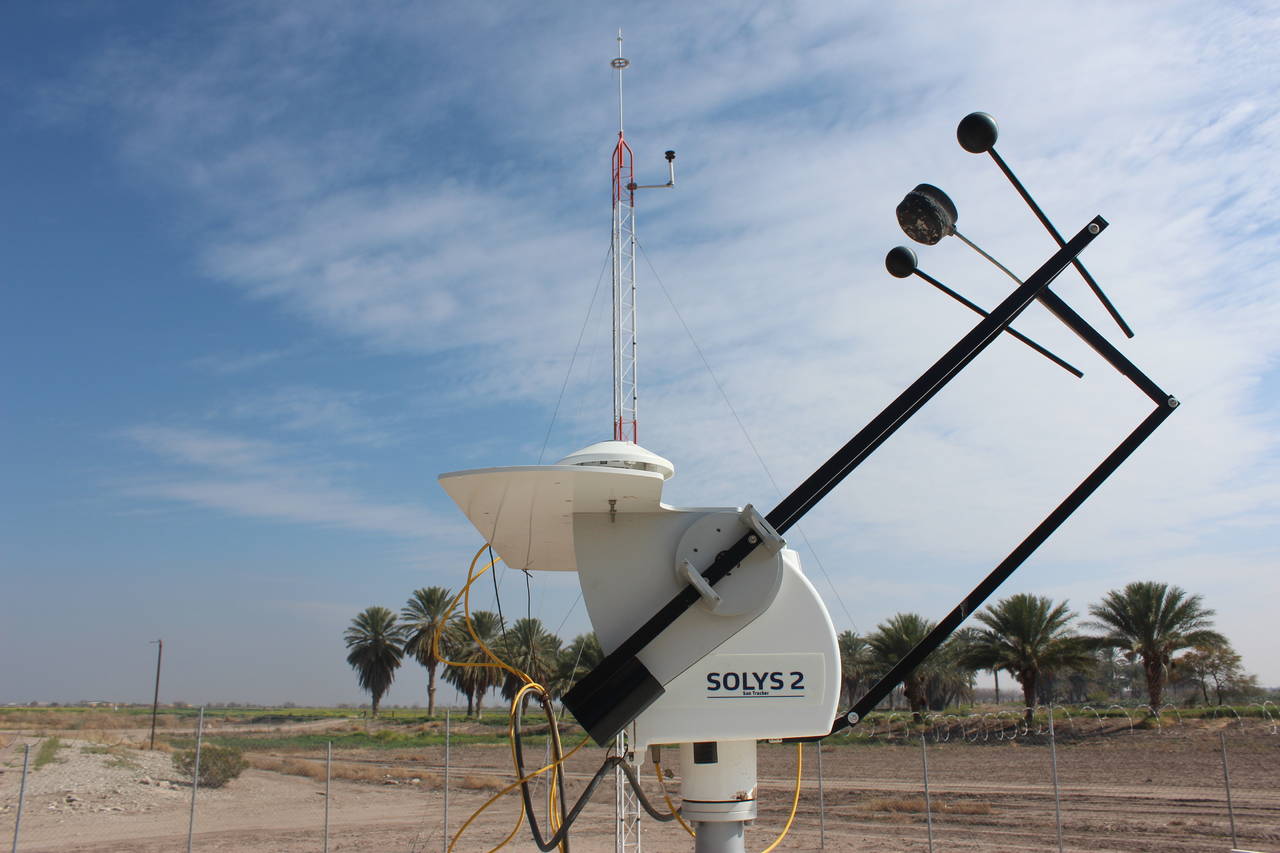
top-left (885, 246), bottom-right (918, 278)
top-left (895, 183), bottom-right (958, 245)
top-left (957, 112), bottom-right (999, 154)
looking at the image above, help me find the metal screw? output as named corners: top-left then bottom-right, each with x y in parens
top-left (747, 534), bottom-right (759, 545)
top-left (847, 711), bottom-right (860, 725)
top-left (1088, 223), bottom-right (1100, 235)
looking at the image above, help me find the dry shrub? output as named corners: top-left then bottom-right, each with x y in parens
top-left (354, 765), bottom-right (441, 787)
top-left (246, 754), bottom-right (441, 787)
top-left (865, 796), bottom-right (926, 813)
top-left (172, 745), bottom-right (247, 788)
top-left (247, 755), bottom-right (327, 780)
top-left (461, 774), bottom-right (507, 792)
top-left (82, 730), bottom-right (131, 748)
top-left (942, 799), bottom-right (992, 815)
top-left (70, 712), bottom-right (124, 730)
top-left (861, 796), bottom-right (991, 816)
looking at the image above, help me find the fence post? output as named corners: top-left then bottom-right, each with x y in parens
top-left (816, 741), bottom-right (825, 850)
top-left (443, 709), bottom-right (451, 853)
top-left (1219, 731), bottom-right (1238, 849)
top-left (920, 734), bottom-right (934, 853)
top-left (10, 743), bottom-right (29, 853)
top-left (324, 741), bottom-right (332, 853)
top-left (187, 707), bottom-right (205, 853)
top-left (1048, 708), bottom-right (1064, 853)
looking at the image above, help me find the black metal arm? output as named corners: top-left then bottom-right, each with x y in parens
top-left (564, 216), bottom-right (1119, 746)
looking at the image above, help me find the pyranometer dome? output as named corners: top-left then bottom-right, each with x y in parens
top-left (557, 440), bottom-right (675, 480)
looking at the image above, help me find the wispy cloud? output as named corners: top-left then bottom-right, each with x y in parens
top-left (189, 348), bottom-right (297, 376)
top-left (224, 386), bottom-right (399, 447)
top-left (39, 0), bottom-right (1280, 682)
top-left (121, 425), bottom-right (457, 539)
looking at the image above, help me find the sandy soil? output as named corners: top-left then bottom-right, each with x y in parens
top-left (0, 722), bottom-right (1276, 852)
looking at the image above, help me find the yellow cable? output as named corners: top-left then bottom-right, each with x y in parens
top-left (431, 545), bottom-right (530, 683)
top-left (653, 759), bottom-right (696, 838)
top-left (757, 743), bottom-right (804, 853)
top-left (441, 544), bottom-right (586, 852)
top-left (449, 735), bottom-right (591, 852)
top-left (508, 682), bottom-right (568, 853)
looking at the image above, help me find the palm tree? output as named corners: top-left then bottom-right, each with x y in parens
top-left (496, 618), bottom-right (562, 702)
top-left (344, 606), bottom-right (408, 717)
top-left (964, 594), bottom-right (1093, 723)
top-left (924, 628), bottom-right (980, 711)
top-left (400, 586), bottom-right (454, 715)
top-left (441, 610), bottom-right (505, 718)
top-left (1086, 581), bottom-right (1225, 709)
top-left (867, 613), bottom-right (935, 721)
top-left (554, 632), bottom-right (603, 699)
top-left (837, 631), bottom-right (875, 709)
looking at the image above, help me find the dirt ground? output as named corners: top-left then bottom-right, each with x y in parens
top-left (0, 720), bottom-right (1276, 852)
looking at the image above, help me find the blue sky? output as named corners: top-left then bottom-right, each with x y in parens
top-left (2, 1), bottom-right (1277, 707)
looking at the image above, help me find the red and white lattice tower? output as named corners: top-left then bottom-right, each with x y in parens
top-left (611, 34), bottom-right (639, 444)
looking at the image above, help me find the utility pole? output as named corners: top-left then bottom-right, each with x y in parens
top-left (149, 639), bottom-right (163, 749)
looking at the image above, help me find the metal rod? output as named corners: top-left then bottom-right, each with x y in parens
top-left (954, 229), bottom-right (1024, 285)
top-left (950, 230), bottom-right (1170, 405)
top-left (1048, 709), bottom-right (1064, 853)
top-left (832, 399), bottom-right (1175, 735)
top-left (1035, 288), bottom-right (1169, 405)
top-left (1220, 731), bottom-right (1238, 849)
top-left (988, 147), bottom-right (1134, 338)
top-left (443, 709), bottom-right (450, 853)
top-left (565, 218), bottom-right (1110, 744)
top-left (11, 743), bottom-right (29, 853)
top-left (817, 742), bottom-right (825, 850)
top-left (913, 268), bottom-right (1083, 377)
top-left (187, 706), bottom-right (205, 853)
top-left (149, 639), bottom-right (163, 750)
top-left (324, 741), bottom-right (331, 853)
top-left (766, 217), bottom-right (1106, 536)
top-left (613, 730), bottom-right (624, 852)
top-left (920, 734), bottom-right (934, 853)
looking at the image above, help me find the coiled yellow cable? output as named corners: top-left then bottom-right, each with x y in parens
top-left (437, 544), bottom-right (575, 853)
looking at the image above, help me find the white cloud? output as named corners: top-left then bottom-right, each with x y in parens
top-left (121, 425), bottom-right (460, 540)
top-left (189, 347), bottom-right (298, 375)
top-left (224, 386), bottom-right (398, 447)
top-left (48, 1), bottom-right (1280, 682)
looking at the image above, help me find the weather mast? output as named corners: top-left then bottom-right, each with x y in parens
top-left (610, 31), bottom-right (675, 445)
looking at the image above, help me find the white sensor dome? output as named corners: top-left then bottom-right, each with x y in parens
top-left (556, 440), bottom-right (675, 480)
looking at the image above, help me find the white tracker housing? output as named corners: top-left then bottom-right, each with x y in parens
top-left (439, 441), bottom-right (840, 748)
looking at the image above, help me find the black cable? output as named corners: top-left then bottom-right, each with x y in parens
top-left (511, 689), bottom-right (676, 852)
top-left (489, 545), bottom-right (509, 641)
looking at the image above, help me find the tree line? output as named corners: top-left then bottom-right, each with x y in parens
top-left (345, 580), bottom-right (1259, 720)
top-left (840, 581), bottom-right (1258, 724)
top-left (343, 586), bottom-right (602, 717)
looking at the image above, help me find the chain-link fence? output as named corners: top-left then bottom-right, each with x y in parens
top-left (1, 708), bottom-right (1276, 852)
